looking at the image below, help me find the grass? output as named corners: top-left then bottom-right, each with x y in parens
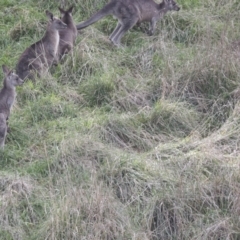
top-left (1, 0), bottom-right (240, 239)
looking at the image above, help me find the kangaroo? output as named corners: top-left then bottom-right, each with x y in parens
top-left (76, 0), bottom-right (180, 46)
top-left (58, 6), bottom-right (78, 61)
top-left (0, 65), bottom-right (24, 149)
top-left (16, 10), bottom-right (67, 80)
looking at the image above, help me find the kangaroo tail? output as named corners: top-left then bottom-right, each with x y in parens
top-left (76, 2), bottom-right (115, 30)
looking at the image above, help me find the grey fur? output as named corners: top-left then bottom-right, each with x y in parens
top-left (0, 65), bottom-right (24, 149)
top-left (58, 6), bottom-right (77, 61)
top-left (16, 10), bottom-right (67, 80)
top-left (76, 0), bottom-right (180, 46)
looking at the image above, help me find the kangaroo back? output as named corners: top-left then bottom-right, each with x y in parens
top-left (16, 43), bottom-right (45, 80)
top-left (76, 1), bottom-right (116, 30)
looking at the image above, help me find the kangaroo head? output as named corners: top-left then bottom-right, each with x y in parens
top-left (46, 10), bottom-right (67, 30)
top-left (163, 0), bottom-right (180, 11)
top-left (2, 65), bottom-right (24, 88)
top-left (59, 6), bottom-right (74, 24)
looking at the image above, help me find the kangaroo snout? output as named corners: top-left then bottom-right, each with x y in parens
top-left (60, 22), bottom-right (67, 29)
top-left (54, 19), bottom-right (68, 30)
top-left (18, 77), bottom-right (24, 85)
top-left (11, 72), bottom-right (24, 86)
top-left (175, 6), bottom-right (180, 11)
top-left (12, 74), bottom-right (24, 87)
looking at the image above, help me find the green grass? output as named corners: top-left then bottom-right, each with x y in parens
top-left (1, 0), bottom-right (240, 239)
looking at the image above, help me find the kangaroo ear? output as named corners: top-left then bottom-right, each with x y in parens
top-left (58, 7), bottom-right (65, 14)
top-left (67, 6), bottom-right (74, 13)
top-left (46, 10), bottom-right (54, 21)
top-left (2, 65), bottom-right (10, 76)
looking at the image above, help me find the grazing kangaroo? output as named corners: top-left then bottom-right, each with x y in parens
top-left (16, 10), bottom-right (67, 80)
top-left (58, 6), bottom-right (78, 61)
top-left (0, 65), bottom-right (24, 149)
top-left (76, 0), bottom-right (180, 46)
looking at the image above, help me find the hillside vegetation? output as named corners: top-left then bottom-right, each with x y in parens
top-left (1, 0), bottom-right (240, 239)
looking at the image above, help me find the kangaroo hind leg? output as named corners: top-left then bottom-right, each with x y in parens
top-left (111, 17), bottom-right (138, 46)
top-left (109, 22), bottom-right (122, 42)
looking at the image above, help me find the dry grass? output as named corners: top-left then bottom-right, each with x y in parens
top-left (1, 0), bottom-right (240, 239)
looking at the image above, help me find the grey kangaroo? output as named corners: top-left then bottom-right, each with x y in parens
top-left (58, 6), bottom-right (77, 61)
top-left (76, 0), bottom-right (180, 46)
top-left (16, 10), bottom-right (67, 80)
top-left (0, 65), bottom-right (24, 149)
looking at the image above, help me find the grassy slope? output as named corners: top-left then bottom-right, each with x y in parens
top-left (1, 0), bottom-right (240, 239)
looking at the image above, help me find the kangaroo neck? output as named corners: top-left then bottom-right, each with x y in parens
top-left (42, 26), bottom-right (59, 43)
top-left (158, 3), bottom-right (168, 14)
top-left (68, 21), bottom-right (76, 30)
top-left (63, 17), bottom-right (73, 26)
top-left (64, 18), bottom-right (76, 30)
top-left (3, 81), bottom-right (15, 92)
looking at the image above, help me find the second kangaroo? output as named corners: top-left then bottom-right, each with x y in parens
top-left (16, 10), bottom-right (67, 80)
top-left (76, 0), bottom-right (180, 46)
top-left (58, 6), bottom-right (78, 61)
top-left (0, 65), bottom-right (24, 149)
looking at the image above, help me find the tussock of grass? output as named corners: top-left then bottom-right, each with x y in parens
top-left (38, 185), bottom-right (133, 240)
top-left (101, 114), bottom-right (155, 151)
top-left (148, 99), bottom-right (200, 136)
top-left (0, 174), bottom-right (44, 239)
top-left (1, 0), bottom-right (240, 239)
top-left (101, 100), bottom-right (199, 151)
top-left (8, 7), bottom-right (44, 41)
top-left (149, 143), bottom-right (240, 239)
